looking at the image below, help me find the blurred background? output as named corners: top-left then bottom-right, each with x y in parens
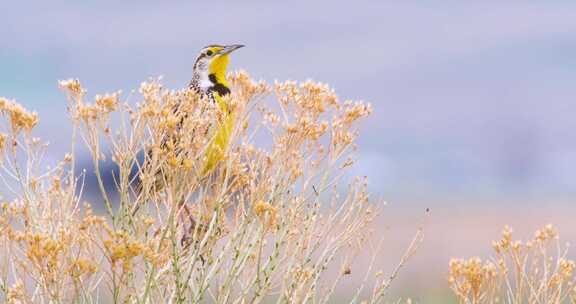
top-left (1, 1), bottom-right (575, 301)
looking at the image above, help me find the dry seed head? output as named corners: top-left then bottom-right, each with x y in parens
top-left (559, 258), bottom-right (575, 278)
top-left (495, 226), bottom-right (513, 252)
top-left (77, 104), bottom-right (100, 122)
top-left (143, 217), bottom-right (155, 226)
top-left (449, 257), bottom-right (498, 298)
top-left (139, 79), bottom-right (163, 101)
top-left (95, 91), bottom-right (121, 113)
top-left (497, 258), bottom-right (508, 275)
top-left (104, 235), bottom-right (147, 267)
top-left (511, 240), bottom-right (522, 253)
top-left (50, 175), bottom-right (62, 193)
top-left (58, 78), bottom-right (84, 97)
top-left (229, 70), bottom-right (270, 100)
top-left (342, 265), bottom-right (352, 275)
top-left (0, 133), bottom-right (5, 148)
top-left (6, 281), bottom-right (24, 303)
top-left (253, 200), bottom-right (278, 228)
top-left (263, 110), bottom-right (280, 125)
top-left (341, 101), bottom-right (373, 126)
top-left (0, 97), bottom-right (39, 132)
top-left (68, 258), bottom-right (97, 278)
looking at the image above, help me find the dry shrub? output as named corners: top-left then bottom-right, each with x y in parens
top-left (0, 72), bottom-right (415, 303)
top-left (449, 225), bottom-right (576, 304)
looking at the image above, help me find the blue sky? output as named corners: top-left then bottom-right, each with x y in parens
top-left (2, 1), bottom-right (576, 205)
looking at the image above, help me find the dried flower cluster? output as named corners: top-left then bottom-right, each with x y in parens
top-left (0, 71), bottom-right (404, 303)
top-left (449, 225), bottom-right (576, 304)
top-left (0, 97), bottom-right (38, 134)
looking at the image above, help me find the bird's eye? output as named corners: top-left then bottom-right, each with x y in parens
top-left (206, 50), bottom-right (213, 56)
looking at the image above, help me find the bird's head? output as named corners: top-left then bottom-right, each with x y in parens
top-left (192, 44), bottom-right (244, 87)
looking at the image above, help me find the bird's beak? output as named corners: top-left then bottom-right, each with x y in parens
top-left (220, 44), bottom-right (244, 55)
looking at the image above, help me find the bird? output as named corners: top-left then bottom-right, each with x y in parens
top-left (178, 44), bottom-right (244, 251)
top-left (133, 44), bottom-right (243, 214)
top-left (188, 44), bottom-right (244, 176)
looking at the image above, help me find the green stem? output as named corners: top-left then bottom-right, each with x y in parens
top-left (92, 153), bottom-right (115, 226)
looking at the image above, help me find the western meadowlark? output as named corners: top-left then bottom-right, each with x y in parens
top-left (188, 44), bottom-right (244, 175)
top-left (134, 44), bottom-right (243, 213)
top-left (181, 44), bottom-right (244, 251)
